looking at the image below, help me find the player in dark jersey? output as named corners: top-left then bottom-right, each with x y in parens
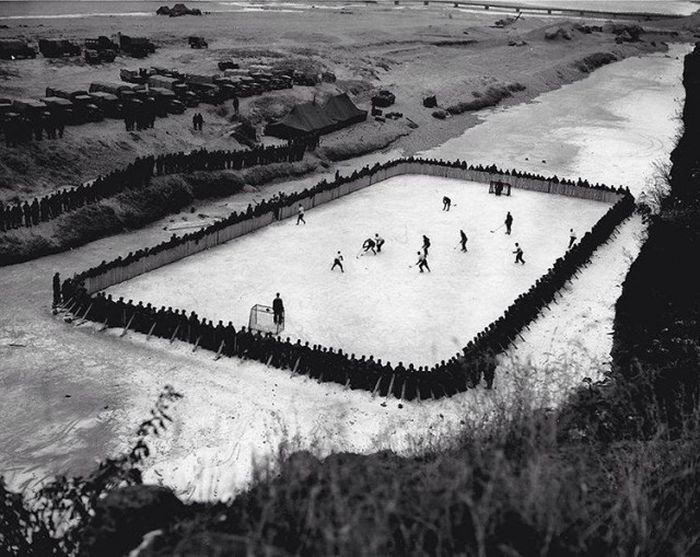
top-left (362, 238), bottom-right (376, 255)
top-left (273, 293), bottom-right (285, 324)
top-left (459, 229), bottom-right (468, 252)
top-left (331, 251), bottom-right (344, 272)
top-left (513, 243), bottom-right (525, 264)
top-left (422, 235), bottom-right (431, 255)
top-left (374, 233), bottom-right (385, 253)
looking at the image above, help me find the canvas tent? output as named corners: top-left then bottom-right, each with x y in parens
top-left (266, 93), bottom-right (367, 139)
top-left (323, 93), bottom-right (368, 127)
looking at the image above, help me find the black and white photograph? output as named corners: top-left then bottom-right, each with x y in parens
top-left (1, 0), bottom-right (699, 554)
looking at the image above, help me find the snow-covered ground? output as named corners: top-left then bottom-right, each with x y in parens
top-left (0, 46), bottom-right (687, 501)
top-left (108, 176), bottom-right (609, 366)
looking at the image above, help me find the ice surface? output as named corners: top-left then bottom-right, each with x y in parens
top-left (108, 176), bottom-right (609, 366)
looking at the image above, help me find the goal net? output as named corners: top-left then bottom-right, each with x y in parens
top-left (488, 180), bottom-right (512, 196)
top-left (248, 304), bottom-right (284, 334)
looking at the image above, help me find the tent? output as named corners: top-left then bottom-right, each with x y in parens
top-left (266, 93), bottom-right (367, 139)
top-left (323, 93), bottom-right (367, 128)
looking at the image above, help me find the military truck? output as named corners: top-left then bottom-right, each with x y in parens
top-left (46, 87), bottom-right (103, 122)
top-left (145, 75), bottom-right (197, 107)
top-left (118, 34), bottom-right (156, 58)
top-left (38, 39), bottom-right (81, 58)
top-left (188, 36), bottom-right (208, 49)
top-left (85, 49), bottom-right (117, 64)
top-left (89, 81), bottom-right (139, 99)
top-left (0, 39), bottom-right (37, 60)
top-left (371, 89), bottom-right (396, 108)
top-left (88, 91), bottom-right (123, 118)
top-left (40, 96), bottom-right (75, 125)
top-left (69, 92), bottom-right (104, 123)
top-left (11, 99), bottom-right (49, 134)
top-left (218, 60), bottom-right (239, 71)
top-left (120, 68), bottom-right (150, 84)
top-left (85, 36), bottom-right (119, 52)
top-left (148, 87), bottom-right (186, 115)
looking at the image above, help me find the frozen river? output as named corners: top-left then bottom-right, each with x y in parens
top-left (0, 44), bottom-right (690, 500)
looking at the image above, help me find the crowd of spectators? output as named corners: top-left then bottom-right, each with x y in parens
top-left (0, 138), bottom-right (314, 232)
top-left (55, 156), bottom-right (636, 400)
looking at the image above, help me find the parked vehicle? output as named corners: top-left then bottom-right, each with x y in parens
top-left (0, 39), bottom-right (37, 60)
top-left (120, 68), bottom-right (150, 84)
top-left (188, 36), bottom-right (208, 49)
top-left (40, 96), bottom-right (75, 124)
top-left (88, 91), bottom-right (123, 118)
top-left (85, 48), bottom-right (116, 64)
top-left (218, 60), bottom-right (239, 71)
top-left (371, 89), bottom-right (396, 108)
top-left (148, 87), bottom-right (186, 115)
top-left (38, 39), bottom-right (81, 58)
top-left (89, 81), bottom-right (140, 99)
top-left (84, 36), bottom-right (120, 52)
top-left (118, 34), bottom-right (156, 58)
top-left (11, 99), bottom-right (49, 126)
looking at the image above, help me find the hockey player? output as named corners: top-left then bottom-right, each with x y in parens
top-left (273, 293), bottom-right (285, 325)
top-left (568, 228), bottom-right (577, 248)
top-left (505, 211), bottom-right (513, 235)
top-left (442, 196), bottom-right (452, 211)
top-left (416, 251), bottom-right (431, 273)
top-left (362, 237), bottom-right (376, 255)
top-left (422, 235), bottom-right (431, 255)
top-left (513, 243), bottom-right (525, 264)
top-left (331, 251), bottom-right (344, 272)
top-left (374, 233), bottom-right (385, 253)
top-left (296, 204), bottom-right (306, 225)
top-left (459, 229), bottom-right (468, 252)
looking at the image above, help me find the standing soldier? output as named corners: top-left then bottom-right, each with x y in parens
top-left (272, 293), bottom-right (285, 328)
top-left (52, 272), bottom-right (61, 307)
top-left (513, 242), bottom-right (525, 265)
top-left (505, 211), bottom-right (513, 235)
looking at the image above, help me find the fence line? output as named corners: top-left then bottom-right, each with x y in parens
top-left (82, 159), bottom-right (623, 294)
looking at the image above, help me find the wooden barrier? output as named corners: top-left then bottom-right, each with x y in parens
top-left (82, 160), bottom-right (626, 295)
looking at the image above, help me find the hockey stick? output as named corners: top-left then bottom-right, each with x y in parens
top-left (490, 224), bottom-right (504, 233)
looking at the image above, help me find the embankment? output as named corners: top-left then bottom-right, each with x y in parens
top-left (0, 160), bottom-right (318, 266)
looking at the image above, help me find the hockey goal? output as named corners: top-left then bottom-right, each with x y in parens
top-left (248, 304), bottom-right (284, 334)
top-left (489, 180), bottom-right (512, 196)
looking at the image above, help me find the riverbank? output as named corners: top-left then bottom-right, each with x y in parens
top-left (1, 7), bottom-right (695, 202)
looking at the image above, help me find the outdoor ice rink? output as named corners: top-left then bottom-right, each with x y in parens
top-left (108, 175), bottom-right (611, 366)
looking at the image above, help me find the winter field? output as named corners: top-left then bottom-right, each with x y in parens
top-left (107, 175), bottom-right (610, 367)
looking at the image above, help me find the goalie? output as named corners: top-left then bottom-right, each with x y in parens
top-left (272, 293), bottom-right (285, 326)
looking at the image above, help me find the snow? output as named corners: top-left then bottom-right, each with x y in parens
top-left (0, 47), bottom-right (686, 501)
top-left (107, 176), bottom-right (610, 367)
